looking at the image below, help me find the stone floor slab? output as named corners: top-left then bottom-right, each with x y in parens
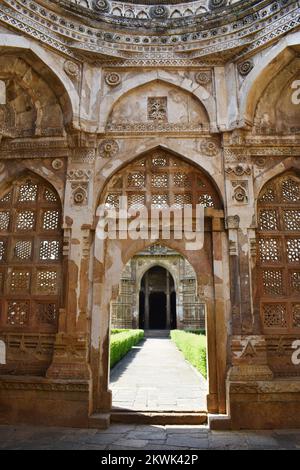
top-left (110, 338), bottom-right (207, 411)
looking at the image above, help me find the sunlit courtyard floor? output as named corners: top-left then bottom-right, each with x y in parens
top-left (110, 338), bottom-right (207, 411)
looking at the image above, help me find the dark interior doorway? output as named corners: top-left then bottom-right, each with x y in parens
top-left (139, 266), bottom-right (176, 330)
top-left (149, 292), bottom-right (166, 329)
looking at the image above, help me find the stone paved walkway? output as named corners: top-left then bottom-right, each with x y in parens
top-left (110, 338), bottom-right (207, 411)
top-left (1, 424), bottom-right (300, 450)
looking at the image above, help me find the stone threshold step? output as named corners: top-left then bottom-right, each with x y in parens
top-left (144, 330), bottom-right (170, 338)
top-left (110, 410), bottom-right (207, 425)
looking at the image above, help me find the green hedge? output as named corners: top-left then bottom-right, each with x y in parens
top-left (110, 329), bottom-right (144, 368)
top-left (171, 330), bottom-right (207, 379)
top-left (111, 329), bottom-right (130, 335)
top-left (185, 329), bottom-right (206, 336)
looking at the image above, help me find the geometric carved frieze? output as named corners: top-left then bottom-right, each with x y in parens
top-left (232, 180), bottom-right (249, 204)
top-left (67, 170), bottom-right (92, 206)
top-left (0, 379), bottom-right (89, 392)
top-left (226, 165), bottom-right (251, 176)
top-left (71, 149), bottom-right (96, 164)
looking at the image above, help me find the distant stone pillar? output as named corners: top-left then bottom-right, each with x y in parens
top-left (145, 271), bottom-right (150, 329)
top-left (166, 270), bottom-right (171, 329)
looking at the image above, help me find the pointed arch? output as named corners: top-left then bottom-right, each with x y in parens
top-left (238, 31), bottom-right (300, 127)
top-left (99, 74), bottom-right (215, 131)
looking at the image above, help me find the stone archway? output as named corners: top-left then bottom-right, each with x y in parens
top-left (139, 265), bottom-right (176, 330)
top-left (90, 148), bottom-right (229, 423)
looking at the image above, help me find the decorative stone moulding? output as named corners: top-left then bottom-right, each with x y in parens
top-left (93, 0), bottom-right (111, 13)
top-left (63, 60), bottom-right (80, 79)
top-left (195, 71), bottom-right (211, 86)
top-left (149, 5), bottom-right (169, 19)
top-left (105, 72), bottom-right (121, 87)
top-left (98, 139), bottom-right (119, 158)
top-left (209, 0), bottom-right (228, 9)
top-left (52, 159), bottom-right (64, 170)
top-left (226, 165), bottom-right (251, 176)
top-left (238, 60), bottom-right (254, 76)
top-left (67, 169), bottom-right (92, 180)
top-left (201, 139), bottom-right (218, 156)
top-left (232, 181), bottom-right (248, 204)
top-left (71, 183), bottom-right (88, 205)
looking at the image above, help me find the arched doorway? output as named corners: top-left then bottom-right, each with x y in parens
top-left (92, 147), bottom-right (228, 418)
top-left (139, 266), bottom-right (176, 330)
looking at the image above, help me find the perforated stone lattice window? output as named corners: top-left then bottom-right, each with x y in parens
top-left (37, 303), bottom-right (58, 325)
top-left (0, 191), bottom-right (12, 203)
top-left (18, 181), bottom-right (38, 203)
top-left (39, 240), bottom-right (60, 261)
top-left (36, 270), bottom-right (58, 295)
top-left (10, 270), bottom-right (31, 293)
top-left (0, 211), bottom-right (10, 231)
top-left (262, 269), bottom-right (284, 296)
top-left (151, 173), bottom-right (169, 189)
top-left (283, 210), bottom-right (300, 231)
top-left (259, 209), bottom-right (278, 231)
top-left (258, 173), bottom-right (300, 332)
top-left (0, 240), bottom-right (6, 261)
top-left (7, 300), bottom-right (29, 326)
top-left (0, 175), bottom-right (62, 333)
top-left (103, 150), bottom-right (221, 212)
top-left (42, 210), bottom-right (59, 231)
top-left (263, 304), bottom-right (288, 328)
top-left (16, 211), bottom-right (35, 231)
top-left (14, 240), bottom-right (33, 260)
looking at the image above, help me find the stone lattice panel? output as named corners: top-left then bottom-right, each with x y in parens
top-left (262, 269), bottom-right (284, 296)
top-left (10, 270), bottom-right (31, 293)
top-left (286, 239), bottom-right (300, 263)
top-left (37, 303), bottom-right (58, 325)
top-left (262, 303), bottom-right (288, 329)
top-left (0, 175), bottom-right (62, 336)
top-left (0, 211), bottom-right (10, 231)
top-left (36, 270), bottom-right (58, 295)
top-left (39, 240), bottom-right (60, 261)
top-left (42, 210), bottom-right (59, 231)
top-left (102, 150), bottom-right (221, 214)
top-left (258, 173), bottom-right (300, 333)
top-left (259, 209), bottom-right (278, 231)
top-left (17, 181), bottom-right (38, 203)
top-left (16, 211), bottom-right (35, 231)
top-left (7, 300), bottom-right (30, 326)
top-left (14, 240), bottom-right (33, 260)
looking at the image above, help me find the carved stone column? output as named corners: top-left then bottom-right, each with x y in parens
top-left (47, 148), bottom-right (96, 381)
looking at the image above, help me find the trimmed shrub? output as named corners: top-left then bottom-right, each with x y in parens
top-left (110, 329), bottom-right (144, 368)
top-left (185, 329), bottom-right (206, 336)
top-left (111, 329), bottom-right (130, 335)
top-left (171, 330), bottom-right (207, 378)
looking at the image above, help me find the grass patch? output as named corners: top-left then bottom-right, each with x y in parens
top-left (110, 329), bottom-right (144, 368)
top-left (171, 330), bottom-right (207, 379)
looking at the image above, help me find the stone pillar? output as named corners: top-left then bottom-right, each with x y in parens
top-left (166, 270), bottom-right (171, 329)
top-left (144, 271), bottom-right (150, 330)
top-left (46, 147), bottom-right (96, 382)
top-left (210, 215), bottom-right (228, 414)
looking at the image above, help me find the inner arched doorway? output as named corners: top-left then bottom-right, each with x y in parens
top-left (139, 266), bottom-right (176, 330)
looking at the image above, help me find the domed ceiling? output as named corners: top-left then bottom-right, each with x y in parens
top-left (0, 0), bottom-right (298, 63)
